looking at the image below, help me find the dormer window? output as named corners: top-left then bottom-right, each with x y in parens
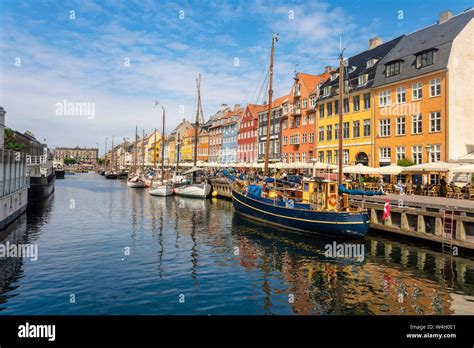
top-left (366, 58), bottom-right (378, 68)
top-left (385, 61), bottom-right (403, 77)
top-left (416, 50), bottom-right (435, 69)
top-left (322, 86), bottom-right (331, 97)
top-left (358, 74), bottom-right (368, 86)
top-left (330, 73), bottom-right (338, 81)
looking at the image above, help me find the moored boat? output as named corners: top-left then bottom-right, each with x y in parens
top-left (27, 153), bottom-right (55, 203)
top-left (127, 174), bottom-right (147, 188)
top-left (174, 181), bottom-right (211, 198)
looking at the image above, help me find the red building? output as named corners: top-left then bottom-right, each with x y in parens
top-left (237, 104), bottom-right (265, 163)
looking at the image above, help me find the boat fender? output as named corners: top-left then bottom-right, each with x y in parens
top-left (287, 199), bottom-right (294, 208)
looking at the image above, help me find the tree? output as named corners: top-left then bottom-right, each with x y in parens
top-left (64, 157), bottom-right (76, 166)
top-left (397, 158), bottom-right (415, 167)
top-left (4, 128), bottom-right (25, 152)
top-left (96, 158), bottom-right (105, 166)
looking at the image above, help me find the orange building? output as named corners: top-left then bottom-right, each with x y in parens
top-left (372, 9), bottom-right (473, 181)
top-left (281, 72), bottom-right (330, 163)
top-left (197, 127), bottom-right (209, 162)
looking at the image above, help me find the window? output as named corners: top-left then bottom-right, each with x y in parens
top-left (326, 125), bottom-right (332, 141)
top-left (379, 147), bottom-right (391, 160)
top-left (412, 114), bottom-right (422, 134)
top-left (334, 150), bottom-right (339, 165)
top-left (327, 102), bottom-right (332, 116)
top-left (309, 132), bottom-right (314, 143)
top-left (343, 122), bottom-right (350, 139)
top-left (363, 119), bottom-right (371, 137)
top-left (326, 151), bottom-right (332, 164)
top-left (334, 124), bottom-right (339, 140)
top-left (379, 119), bottom-right (391, 137)
top-left (416, 50), bottom-right (434, 69)
top-left (358, 74), bottom-right (368, 86)
top-left (319, 127), bottom-right (324, 141)
top-left (302, 116), bottom-right (307, 126)
top-left (385, 61), bottom-right (402, 77)
top-left (353, 121), bottom-right (360, 138)
top-left (353, 95), bottom-right (360, 112)
top-left (343, 98), bottom-right (349, 113)
top-left (334, 100), bottom-right (339, 114)
top-left (396, 116), bottom-right (406, 135)
top-left (295, 153), bottom-right (300, 162)
top-left (396, 87), bottom-right (406, 104)
top-left (430, 111), bottom-right (441, 132)
top-left (379, 91), bottom-right (391, 107)
top-left (289, 153), bottom-right (294, 162)
top-left (302, 133), bottom-right (307, 144)
top-left (343, 150), bottom-right (349, 165)
top-left (429, 144), bottom-right (441, 162)
top-left (318, 151), bottom-right (324, 162)
top-left (319, 104), bottom-right (325, 118)
top-left (310, 96), bottom-right (316, 108)
top-left (302, 98), bottom-right (308, 109)
top-left (369, 58), bottom-right (380, 68)
top-left (412, 82), bottom-right (422, 100)
top-left (295, 117), bottom-right (300, 127)
top-left (363, 93), bottom-right (371, 109)
top-left (323, 86), bottom-right (331, 97)
top-left (396, 146), bottom-right (406, 161)
top-left (309, 114), bottom-right (314, 124)
top-left (412, 145), bottom-right (422, 164)
top-left (430, 78), bottom-right (441, 97)
top-left (283, 136), bottom-right (288, 145)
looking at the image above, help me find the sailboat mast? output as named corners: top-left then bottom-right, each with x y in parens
top-left (161, 108), bottom-right (165, 177)
top-left (193, 74), bottom-right (201, 168)
top-left (153, 128), bottom-right (157, 169)
top-left (264, 34), bottom-right (277, 177)
top-left (105, 137), bottom-right (108, 170)
top-left (142, 129), bottom-right (145, 172)
top-left (338, 53), bottom-right (344, 186)
top-left (111, 135), bottom-right (114, 170)
top-left (134, 126), bottom-right (138, 173)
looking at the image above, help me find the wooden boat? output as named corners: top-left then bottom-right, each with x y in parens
top-left (231, 34), bottom-right (370, 238)
top-left (174, 181), bottom-right (211, 198)
top-left (127, 174), bottom-right (146, 188)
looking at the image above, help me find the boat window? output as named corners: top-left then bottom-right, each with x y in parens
top-left (330, 184), bottom-right (336, 193)
top-left (304, 183), bottom-right (309, 191)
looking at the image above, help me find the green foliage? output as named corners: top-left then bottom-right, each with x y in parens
top-left (96, 158), bottom-right (105, 166)
top-left (64, 157), bottom-right (77, 166)
top-left (397, 158), bottom-right (415, 167)
top-left (4, 128), bottom-right (25, 152)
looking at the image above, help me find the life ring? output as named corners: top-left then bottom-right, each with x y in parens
top-left (328, 194), bottom-right (337, 207)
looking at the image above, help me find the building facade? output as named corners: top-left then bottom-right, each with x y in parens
top-left (221, 106), bottom-right (242, 164)
top-left (54, 146), bottom-right (99, 164)
top-left (208, 104), bottom-right (231, 163)
top-left (315, 36), bottom-right (403, 166)
top-left (168, 119), bottom-right (193, 164)
top-left (258, 95), bottom-right (287, 162)
top-left (372, 9), bottom-right (474, 168)
top-left (282, 72), bottom-right (330, 163)
top-left (237, 104), bottom-right (264, 163)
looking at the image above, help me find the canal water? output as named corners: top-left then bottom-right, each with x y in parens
top-left (0, 173), bottom-right (473, 315)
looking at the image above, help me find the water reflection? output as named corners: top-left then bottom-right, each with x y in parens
top-left (231, 213), bottom-right (474, 315)
top-left (0, 174), bottom-right (472, 315)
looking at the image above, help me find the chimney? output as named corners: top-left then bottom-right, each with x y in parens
top-left (220, 103), bottom-right (228, 111)
top-left (324, 66), bottom-right (332, 73)
top-left (234, 104), bottom-right (241, 111)
top-left (368, 37), bottom-right (382, 50)
top-left (438, 11), bottom-right (453, 24)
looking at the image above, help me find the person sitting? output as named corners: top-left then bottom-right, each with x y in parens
top-left (395, 180), bottom-right (405, 195)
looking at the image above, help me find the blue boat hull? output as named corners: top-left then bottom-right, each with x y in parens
top-left (231, 189), bottom-right (369, 238)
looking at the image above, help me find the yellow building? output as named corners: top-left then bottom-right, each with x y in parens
top-left (181, 127), bottom-right (196, 163)
top-left (314, 36), bottom-right (404, 166)
top-left (147, 129), bottom-right (162, 166)
top-left (167, 119), bottom-right (193, 164)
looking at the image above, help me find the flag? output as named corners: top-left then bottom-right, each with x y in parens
top-left (382, 197), bottom-right (391, 221)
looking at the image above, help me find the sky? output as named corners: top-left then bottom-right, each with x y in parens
top-left (1, 0), bottom-right (473, 155)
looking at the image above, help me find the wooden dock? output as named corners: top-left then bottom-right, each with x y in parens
top-left (350, 194), bottom-right (474, 251)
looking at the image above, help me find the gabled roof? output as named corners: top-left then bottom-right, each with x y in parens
top-left (245, 103), bottom-right (266, 119)
top-left (318, 35), bottom-right (404, 98)
top-left (373, 9), bottom-right (473, 87)
top-left (296, 72), bottom-right (331, 95)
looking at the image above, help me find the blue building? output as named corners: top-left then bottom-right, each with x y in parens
top-left (221, 107), bottom-right (242, 164)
